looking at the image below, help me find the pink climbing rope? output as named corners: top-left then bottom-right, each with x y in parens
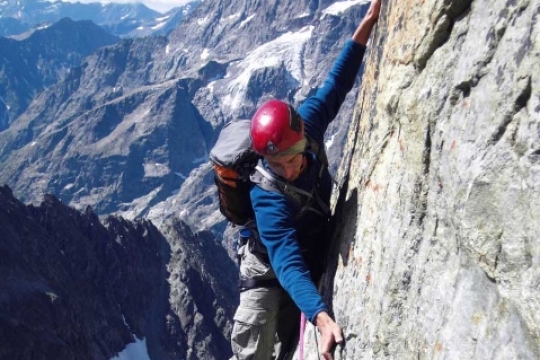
top-left (299, 312), bottom-right (307, 360)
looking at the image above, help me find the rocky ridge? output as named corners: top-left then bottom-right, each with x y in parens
top-left (0, 185), bottom-right (237, 360)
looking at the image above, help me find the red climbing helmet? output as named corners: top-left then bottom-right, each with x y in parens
top-left (250, 99), bottom-right (304, 156)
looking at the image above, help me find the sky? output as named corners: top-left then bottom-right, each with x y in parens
top-left (55, 0), bottom-right (195, 13)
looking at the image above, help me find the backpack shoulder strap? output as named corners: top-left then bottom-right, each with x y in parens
top-left (253, 164), bottom-right (315, 198)
top-left (250, 161), bottom-right (282, 193)
top-left (250, 161), bottom-right (330, 217)
top-left (305, 133), bottom-right (328, 168)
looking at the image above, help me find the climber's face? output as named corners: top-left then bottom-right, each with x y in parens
top-left (266, 153), bottom-right (305, 181)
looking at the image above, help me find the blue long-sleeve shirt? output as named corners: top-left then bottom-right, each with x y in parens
top-left (250, 40), bottom-right (367, 323)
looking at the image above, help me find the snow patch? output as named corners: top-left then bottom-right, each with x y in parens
top-left (200, 48), bottom-right (211, 60)
top-left (223, 25), bottom-right (314, 110)
top-left (197, 15), bottom-right (210, 26)
top-left (151, 22), bottom-right (166, 30)
top-left (121, 315), bottom-right (130, 328)
top-left (322, 0), bottom-right (369, 17)
top-left (143, 162), bottom-right (170, 178)
top-left (239, 14), bottom-right (255, 28)
top-left (116, 186), bottom-right (163, 221)
top-left (224, 12), bottom-right (241, 21)
top-left (156, 15), bottom-right (170, 22)
top-left (35, 24), bottom-right (51, 31)
top-left (206, 80), bottom-right (217, 93)
top-left (192, 155), bottom-right (207, 165)
top-left (166, 44), bottom-right (170, 55)
top-left (109, 336), bottom-right (151, 360)
top-left (325, 133), bottom-right (337, 149)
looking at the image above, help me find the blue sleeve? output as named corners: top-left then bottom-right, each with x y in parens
top-left (298, 40), bottom-right (367, 142)
top-left (250, 185), bottom-right (328, 323)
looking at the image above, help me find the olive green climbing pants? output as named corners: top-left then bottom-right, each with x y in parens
top-left (229, 244), bottom-right (300, 360)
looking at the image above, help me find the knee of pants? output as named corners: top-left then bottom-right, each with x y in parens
top-left (230, 306), bottom-right (273, 358)
top-left (230, 288), bottom-right (283, 357)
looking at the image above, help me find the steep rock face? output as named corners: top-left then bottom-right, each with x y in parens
top-left (0, 185), bottom-right (237, 360)
top-left (306, 0), bottom-right (540, 358)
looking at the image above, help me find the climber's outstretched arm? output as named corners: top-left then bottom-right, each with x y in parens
top-left (315, 1), bottom-right (381, 358)
top-left (352, 0), bottom-right (381, 46)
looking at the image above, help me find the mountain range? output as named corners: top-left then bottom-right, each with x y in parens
top-left (2, 0), bottom-right (538, 358)
top-left (0, 185), bottom-right (237, 359)
top-left (0, 17), bottom-right (120, 128)
top-left (0, 0), bottom-right (371, 238)
top-left (0, 0), bottom-right (201, 37)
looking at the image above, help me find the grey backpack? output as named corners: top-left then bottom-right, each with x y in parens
top-left (209, 120), bottom-right (329, 226)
